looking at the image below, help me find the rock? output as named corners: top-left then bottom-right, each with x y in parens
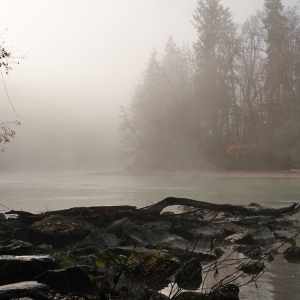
top-left (161, 211), bottom-right (175, 215)
top-left (171, 224), bottom-right (194, 240)
top-left (271, 217), bottom-right (299, 228)
top-left (69, 245), bottom-right (101, 256)
top-left (107, 246), bottom-right (180, 287)
top-left (106, 218), bottom-right (129, 237)
top-left (37, 244), bottom-right (53, 254)
top-left (175, 284), bottom-right (239, 299)
top-left (162, 244), bottom-right (219, 262)
top-left (233, 216), bottom-right (274, 226)
top-left (0, 255), bottom-right (58, 284)
top-left (190, 225), bottom-right (222, 240)
top-left (226, 228), bottom-right (275, 246)
top-left (173, 257), bottom-right (202, 290)
top-left (122, 222), bottom-right (184, 246)
top-left (73, 228), bottom-right (119, 249)
top-left (175, 292), bottom-right (203, 300)
top-left (221, 228), bottom-right (236, 238)
top-left (240, 261), bottom-right (265, 274)
top-left (0, 281), bottom-right (50, 300)
top-left (251, 228), bottom-right (276, 245)
top-left (0, 240), bottom-right (34, 255)
top-left (0, 213), bottom-right (6, 221)
top-left (248, 247), bottom-right (263, 258)
top-left (35, 266), bottom-right (94, 294)
top-left (144, 221), bottom-right (172, 231)
top-left (283, 246), bottom-right (300, 263)
top-left (29, 214), bottom-right (93, 248)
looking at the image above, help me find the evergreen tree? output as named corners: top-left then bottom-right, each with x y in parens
top-left (192, 0), bottom-right (235, 157)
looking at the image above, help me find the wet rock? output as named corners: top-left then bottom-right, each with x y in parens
top-left (0, 281), bottom-right (50, 300)
top-left (172, 257), bottom-right (202, 290)
top-left (108, 246), bottom-right (180, 286)
top-left (0, 240), bottom-right (34, 255)
top-left (0, 255), bottom-right (58, 284)
top-left (190, 225), bottom-right (222, 240)
top-left (176, 284), bottom-right (240, 299)
top-left (251, 228), bottom-right (276, 245)
top-left (171, 224), bottom-right (194, 240)
top-left (122, 221), bottom-right (184, 246)
top-left (233, 216), bottom-right (274, 226)
top-left (161, 211), bottom-right (175, 215)
top-left (175, 292), bottom-right (203, 300)
top-left (240, 261), bottom-right (265, 274)
top-left (106, 218), bottom-right (129, 237)
top-left (29, 215), bottom-right (93, 248)
top-left (69, 245), bottom-right (101, 256)
top-left (271, 217), bottom-right (299, 228)
top-left (35, 266), bottom-right (94, 294)
top-left (283, 246), bottom-right (300, 263)
top-left (248, 247), bottom-right (263, 258)
top-left (221, 228), bottom-right (236, 238)
top-left (226, 228), bottom-right (275, 246)
top-left (162, 244), bottom-right (219, 262)
top-left (144, 221), bottom-right (172, 231)
top-left (37, 244), bottom-right (53, 254)
top-left (73, 228), bottom-right (119, 250)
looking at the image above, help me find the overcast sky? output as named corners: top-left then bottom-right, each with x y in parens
top-left (0, 0), bottom-right (298, 171)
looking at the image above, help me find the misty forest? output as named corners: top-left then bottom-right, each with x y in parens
top-left (119, 0), bottom-right (300, 171)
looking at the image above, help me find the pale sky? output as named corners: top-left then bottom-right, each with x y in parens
top-left (0, 0), bottom-right (298, 171)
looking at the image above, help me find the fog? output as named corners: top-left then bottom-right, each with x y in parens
top-left (0, 0), bottom-right (298, 172)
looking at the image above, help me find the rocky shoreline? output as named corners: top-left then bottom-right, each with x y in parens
top-left (0, 199), bottom-right (299, 299)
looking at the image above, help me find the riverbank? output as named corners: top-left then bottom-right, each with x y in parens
top-left (0, 200), bottom-right (299, 299)
top-left (88, 169), bottom-right (300, 178)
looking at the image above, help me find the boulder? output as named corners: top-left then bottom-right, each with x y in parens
top-left (162, 245), bottom-right (220, 262)
top-left (69, 245), bottom-right (101, 256)
top-left (233, 216), bottom-right (274, 226)
top-left (106, 218), bottom-right (130, 238)
top-left (175, 284), bottom-right (239, 300)
top-left (190, 225), bottom-right (222, 240)
top-left (36, 244), bottom-right (53, 255)
top-left (283, 246), bottom-right (300, 263)
top-left (105, 246), bottom-right (180, 287)
top-left (226, 228), bottom-right (275, 246)
top-left (271, 217), bottom-right (299, 228)
top-left (0, 240), bottom-right (34, 255)
top-left (171, 224), bottom-right (194, 240)
top-left (240, 261), bottom-right (265, 274)
top-left (29, 214), bottom-right (93, 248)
top-left (172, 257), bottom-right (202, 290)
top-left (251, 228), bottom-right (276, 245)
top-left (144, 221), bottom-right (172, 231)
top-left (73, 228), bottom-right (119, 250)
top-left (35, 266), bottom-right (94, 294)
top-left (122, 222), bottom-right (184, 246)
top-left (0, 255), bottom-right (58, 284)
top-left (0, 281), bottom-right (50, 300)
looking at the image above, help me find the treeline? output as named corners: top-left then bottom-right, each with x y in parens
top-left (118, 0), bottom-right (300, 171)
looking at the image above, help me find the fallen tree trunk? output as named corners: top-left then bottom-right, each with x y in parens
top-left (139, 197), bottom-right (300, 217)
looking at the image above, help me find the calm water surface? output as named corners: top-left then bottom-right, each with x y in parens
top-left (0, 171), bottom-right (300, 299)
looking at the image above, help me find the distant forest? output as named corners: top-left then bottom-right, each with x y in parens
top-left (118, 0), bottom-right (300, 171)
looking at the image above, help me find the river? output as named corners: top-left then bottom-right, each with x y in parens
top-left (0, 171), bottom-right (300, 299)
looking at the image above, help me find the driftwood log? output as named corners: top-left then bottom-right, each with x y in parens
top-left (139, 197), bottom-right (300, 217)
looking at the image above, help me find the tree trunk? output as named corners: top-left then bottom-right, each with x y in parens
top-left (140, 197), bottom-right (300, 217)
